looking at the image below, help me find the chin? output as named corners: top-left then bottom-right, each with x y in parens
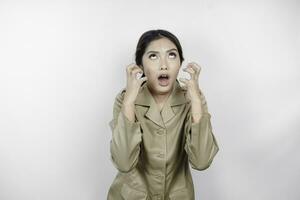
top-left (148, 79), bottom-right (174, 94)
top-left (156, 80), bottom-right (174, 93)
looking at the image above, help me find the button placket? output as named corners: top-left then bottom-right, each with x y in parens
top-left (163, 128), bottom-right (167, 193)
top-left (155, 126), bottom-right (167, 197)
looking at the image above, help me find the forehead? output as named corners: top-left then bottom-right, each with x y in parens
top-left (145, 37), bottom-right (177, 52)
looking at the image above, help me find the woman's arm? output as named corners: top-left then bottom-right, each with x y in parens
top-left (109, 90), bottom-right (142, 173)
top-left (184, 91), bottom-right (219, 170)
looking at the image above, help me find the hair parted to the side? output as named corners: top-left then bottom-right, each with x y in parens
top-left (135, 29), bottom-right (185, 78)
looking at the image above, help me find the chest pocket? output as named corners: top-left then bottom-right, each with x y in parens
top-left (121, 183), bottom-right (148, 200)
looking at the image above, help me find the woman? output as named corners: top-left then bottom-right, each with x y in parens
top-left (107, 29), bottom-right (219, 200)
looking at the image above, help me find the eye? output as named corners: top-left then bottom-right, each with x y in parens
top-left (148, 54), bottom-right (157, 60)
top-left (169, 52), bottom-right (177, 58)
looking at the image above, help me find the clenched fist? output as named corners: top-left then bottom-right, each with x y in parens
top-left (123, 63), bottom-right (148, 105)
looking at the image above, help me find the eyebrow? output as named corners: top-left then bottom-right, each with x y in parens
top-left (146, 48), bottom-right (178, 55)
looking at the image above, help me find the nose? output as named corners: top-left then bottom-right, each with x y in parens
top-left (160, 65), bottom-right (167, 70)
top-left (160, 57), bottom-right (168, 70)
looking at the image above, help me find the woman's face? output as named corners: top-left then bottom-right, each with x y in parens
top-left (141, 37), bottom-right (181, 95)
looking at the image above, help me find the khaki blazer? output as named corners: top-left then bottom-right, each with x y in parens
top-left (107, 79), bottom-right (219, 200)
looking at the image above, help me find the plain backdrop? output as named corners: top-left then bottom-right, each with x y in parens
top-left (0, 0), bottom-right (299, 199)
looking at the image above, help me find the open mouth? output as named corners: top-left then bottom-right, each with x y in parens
top-left (158, 74), bottom-right (170, 86)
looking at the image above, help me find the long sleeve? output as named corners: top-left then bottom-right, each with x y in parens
top-left (184, 91), bottom-right (219, 170)
top-left (109, 90), bottom-right (142, 173)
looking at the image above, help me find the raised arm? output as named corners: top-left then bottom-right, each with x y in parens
top-left (184, 91), bottom-right (219, 170)
top-left (109, 90), bottom-right (142, 172)
top-left (109, 63), bottom-right (147, 173)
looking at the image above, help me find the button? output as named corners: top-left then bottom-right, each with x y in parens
top-left (155, 174), bottom-right (165, 179)
top-left (153, 194), bottom-right (163, 200)
top-left (156, 128), bottom-right (165, 135)
top-left (157, 152), bottom-right (164, 158)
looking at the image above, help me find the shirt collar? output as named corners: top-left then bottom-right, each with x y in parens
top-left (134, 79), bottom-right (189, 127)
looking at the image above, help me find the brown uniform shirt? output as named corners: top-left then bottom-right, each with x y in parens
top-left (107, 79), bottom-right (219, 200)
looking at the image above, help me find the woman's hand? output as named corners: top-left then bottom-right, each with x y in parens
top-left (124, 63), bottom-right (148, 105)
top-left (179, 62), bottom-right (204, 123)
top-left (179, 62), bottom-right (202, 102)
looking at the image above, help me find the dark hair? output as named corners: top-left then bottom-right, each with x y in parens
top-left (135, 29), bottom-right (184, 77)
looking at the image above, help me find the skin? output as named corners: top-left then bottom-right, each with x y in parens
top-left (122, 37), bottom-right (204, 123)
top-left (141, 37), bottom-right (181, 108)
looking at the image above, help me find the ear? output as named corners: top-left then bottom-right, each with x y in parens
top-left (138, 65), bottom-right (146, 77)
top-left (138, 64), bottom-right (144, 71)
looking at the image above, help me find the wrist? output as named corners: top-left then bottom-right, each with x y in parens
top-left (192, 113), bottom-right (203, 123)
top-left (123, 93), bottom-right (136, 105)
top-left (190, 91), bottom-right (201, 102)
top-left (123, 100), bottom-right (135, 107)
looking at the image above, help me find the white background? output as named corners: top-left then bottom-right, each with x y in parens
top-left (0, 0), bottom-right (299, 199)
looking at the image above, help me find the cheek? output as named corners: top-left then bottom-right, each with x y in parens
top-left (171, 69), bottom-right (180, 80)
top-left (144, 68), bottom-right (157, 79)
top-left (168, 58), bottom-right (181, 68)
top-left (142, 61), bottom-right (157, 77)
top-left (170, 64), bottom-right (181, 73)
top-left (173, 58), bottom-right (181, 65)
